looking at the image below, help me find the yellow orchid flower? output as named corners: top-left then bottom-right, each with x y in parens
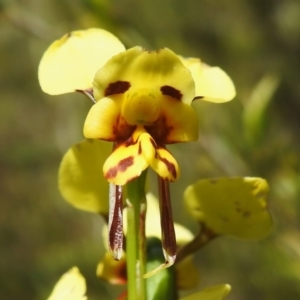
top-left (39, 28), bottom-right (235, 186)
top-left (38, 28), bottom-right (235, 272)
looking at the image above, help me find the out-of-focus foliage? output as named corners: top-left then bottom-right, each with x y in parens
top-left (1, 0), bottom-right (300, 299)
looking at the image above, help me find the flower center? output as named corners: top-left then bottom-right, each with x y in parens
top-left (122, 88), bottom-right (161, 125)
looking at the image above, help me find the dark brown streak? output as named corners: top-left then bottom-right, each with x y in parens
top-left (106, 156), bottom-right (134, 179)
top-left (161, 85), bottom-right (182, 101)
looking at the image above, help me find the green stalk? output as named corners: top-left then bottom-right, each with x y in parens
top-left (126, 170), bottom-right (147, 300)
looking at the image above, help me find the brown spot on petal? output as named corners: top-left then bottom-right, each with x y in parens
top-left (105, 81), bottom-right (131, 96)
top-left (106, 156), bottom-right (134, 179)
top-left (161, 85), bottom-right (182, 101)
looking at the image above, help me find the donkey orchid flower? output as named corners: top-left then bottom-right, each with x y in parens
top-left (38, 28), bottom-right (235, 270)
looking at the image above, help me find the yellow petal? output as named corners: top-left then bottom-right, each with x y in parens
top-left (180, 284), bottom-right (231, 300)
top-left (83, 95), bottom-right (133, 141)
top-left (38, 28), bottom-right (125, 95)
top-left (93, 47), bottom-right (195, 105)
top-left (153, 95), bottom-right (199, 143)
top-left (47, 267), bottom-right (87, 300)
top-left (184, 177), bottom-right (273, 241)
top-left (150, 147), bottom-right (180, 181)
top-left (59, 139), bottom-right (111, 214)
top-left (181, 57), bottom-right (236, 103)
top-left (103, 130), bottom-right (155, 185)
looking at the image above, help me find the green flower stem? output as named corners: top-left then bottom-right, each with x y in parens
top-left (126, 170), bottom-right (147, 300)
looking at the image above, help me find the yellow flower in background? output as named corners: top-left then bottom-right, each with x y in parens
top-left (47, 267), bottom-right (87, 300)
top-left (38, 28), bottom-right (235, 186)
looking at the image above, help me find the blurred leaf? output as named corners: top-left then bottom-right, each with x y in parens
top-left (47, 267), bottom-right (87, 300)
top-left (184, 177), bottom-right (273, 241)
top-left (180, 284), bottom-right (231, 300)
top-left (243, 74), bottom-right (280, 145)
top-left (59, 139), bottom-right (111, 214)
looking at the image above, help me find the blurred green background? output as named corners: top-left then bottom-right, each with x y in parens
top-left (1, 0), bottom-right (300, 299)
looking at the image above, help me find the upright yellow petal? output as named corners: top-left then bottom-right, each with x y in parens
top-left (59, 139), bottom-right (111, 214)
top-left (38, 28), bottom-right (125, 95)
top-left (93, 47), bottom-right (195, 105)
top-left (181, 57), bottom-right (236, 103)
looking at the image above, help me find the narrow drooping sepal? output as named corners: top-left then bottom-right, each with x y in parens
top-left (108, 184), bottom-right (123, 260)
top-left (144, 177), bottom-right (177, 278)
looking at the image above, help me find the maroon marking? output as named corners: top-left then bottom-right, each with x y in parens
top-left (159, 156), bottom-right (177, 179)
top-left (105, 81), bottom-right (131, 96)
top-left (138, 141), bottom-right (142, 155)
top-left (112, 115), bottom-right (136, 142)
top-left (161, 85), bottom-right (182, 101)
top-left (145, 115), bottom-right (174, 144)
top-left (106, 156), bottom-right (134, 179)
